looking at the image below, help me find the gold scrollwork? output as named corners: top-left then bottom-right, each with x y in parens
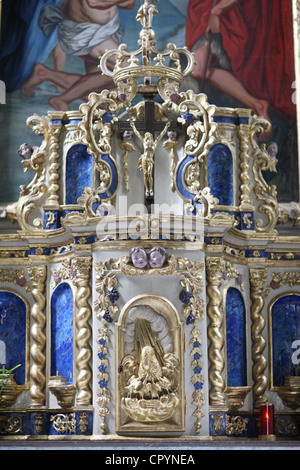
top-left (79, 90), bottom-right (118, 158)
top-left (0, 416), bottom-right (23, 435)
top-left (50, 413), bottom-right (76, 434)
top-left (79, 91), bottom-right (120, 203)
top-left (250, 117), bottom-right (279, 233)
top-left (275, 415), bottom-right (298, 436)
top-left (7, 115), bottom-right (49, 231)
top-left (226, 415), bottom-right (249, 435)
top-left (175, 91), bottom-right (216, 162)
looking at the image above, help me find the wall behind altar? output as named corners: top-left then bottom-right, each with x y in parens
top-left (0, 0), bottom-right (298, 204)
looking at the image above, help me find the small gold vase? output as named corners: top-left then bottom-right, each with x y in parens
top-left (48, 375), bottom-right (76, 409)
top-left (225, 386), bottom-right (251, 410)
top-left (277, 377), bottom-right (300, 410)
top-left (0, 374), bottom-right (23, 408)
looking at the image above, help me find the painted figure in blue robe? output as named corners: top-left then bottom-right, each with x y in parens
top-left (1, 0), bottom-right (135, 111)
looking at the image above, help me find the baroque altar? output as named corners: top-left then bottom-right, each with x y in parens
top-left (0, 0), bottom-right (299, 441)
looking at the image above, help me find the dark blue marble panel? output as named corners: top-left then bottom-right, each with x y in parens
top-left (271, 294), bottom-right (300, 386)
top-left (207, 143), bottom-right (234, 206)
top-left (0, 291), bottom-right (27, 385)
top-left (0, 410), bottom-right (93, 436)
top-left (51, 283), bottom-right (74, 383)
top-left (226, 287), bottom-right (247, 387)
top-left (65, 144), bottom-right (93, 205)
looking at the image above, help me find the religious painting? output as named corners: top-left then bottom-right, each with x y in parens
top-left (0, 0), bottom-right (299, 203)
top-left (115, 295), bottom-right (185, 433)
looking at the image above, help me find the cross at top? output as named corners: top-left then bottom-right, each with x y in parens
top-left (117, 95), bottom-right (182, 209)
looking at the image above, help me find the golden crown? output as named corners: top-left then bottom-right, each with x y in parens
top-left (99, 0), bottom-right (195, 102)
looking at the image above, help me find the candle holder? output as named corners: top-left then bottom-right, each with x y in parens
top-left (258, 403), bottom-right (276, 441)
top-left (277, 376), bottom-right (300, 409)
top-left (0, 374), bottom-right (22, 408)
top-left (225, 386), bottom-right (251, 410)
top-left (48, 374), bottom-right (76, 409)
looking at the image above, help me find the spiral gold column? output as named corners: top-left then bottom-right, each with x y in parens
top-left (206, 257), bottom-right (226, 407)
top-left (28, 265), bottom-right (47, 407)
top-left (46, 113), bottom-right (63, 207)
top-left (238, 120), bottom-right (252, 209)
top-left (73, 257), bottom-right (93, 406)
top-left (249, 268), bottom-right (268, 409)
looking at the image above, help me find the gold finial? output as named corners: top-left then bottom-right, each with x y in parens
top-left (98, 0), bottom-right (195, 103)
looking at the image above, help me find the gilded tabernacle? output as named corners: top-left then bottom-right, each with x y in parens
top-left (0, 0), bottom-right (299, 447)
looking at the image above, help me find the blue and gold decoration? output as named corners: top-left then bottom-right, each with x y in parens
top-left (0, 0), bottom-right (300, 444)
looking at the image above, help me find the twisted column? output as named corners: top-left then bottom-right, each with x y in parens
top-left (238, 124), bottom-right (252, 209)
top-left (206, 257), bottom-right (226, 407)
top-left (73, 257), bottom-right (93, 406)
top-left (46, 115), bottom-right (63, 207)
top-left (249, 268), bottom-right (268, 409)
top-left (28, 265), bottom-right (47, 407)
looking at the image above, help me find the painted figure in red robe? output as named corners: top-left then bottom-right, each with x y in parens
top-left (186, 0), bottom-right (296, 124)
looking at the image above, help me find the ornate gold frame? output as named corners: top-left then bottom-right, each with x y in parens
top-left (115, 294), bottom-right (185, 434)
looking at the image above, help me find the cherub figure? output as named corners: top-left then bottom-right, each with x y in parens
top-left (129, 246), bottom-right (148, 268)
top-left (148, 246), bottom-right (167, 268)
top-left (130, 121), bottom-right (170, 197)
top-left (18, 143), bottom-right (33, 160)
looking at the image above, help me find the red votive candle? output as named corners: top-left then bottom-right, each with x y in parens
top-left (259, 404), bottom-right (275, 439)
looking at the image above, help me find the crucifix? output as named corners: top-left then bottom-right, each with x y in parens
top-left (117, 94), bottom-right (182, 211)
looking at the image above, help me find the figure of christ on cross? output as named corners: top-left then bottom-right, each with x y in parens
top-left (117, 99), bottom-right (182, 206)
top-left (130, 120), bottom-right (171, 198)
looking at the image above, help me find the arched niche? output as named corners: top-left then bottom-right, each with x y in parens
top-left (269, 293), bottom-right (300, 388)
top-left (115, 294), bottom-right (185, 434)
top-left (65, 143), bottom-right (93, 205)
top-left (50, 282), bottom-right (74, 383)
top-left (225, 287), bottom-right (247, 387)
top-left (0, 290), bottom-right (29, 386)
top-left (206, 143), bottom-right (234, 206)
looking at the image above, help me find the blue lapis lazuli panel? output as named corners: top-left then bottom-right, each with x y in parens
top-left (271, 294), bottom-right (300, 386)
top-left (51, 283), bottom-right (74, 383)
top-left (0, 291), bottom-right (27, 384)
top-left (226, 287), bottom-right (247, 387)
top-left (207, 143), bottom-right (234, 206)
top-left (65, 144), bottom-right (93, 205)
